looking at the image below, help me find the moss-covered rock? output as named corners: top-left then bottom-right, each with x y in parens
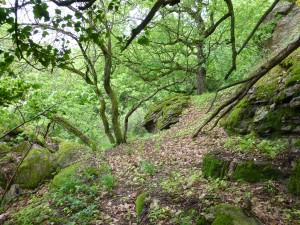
top-left (15, 148), bottom-right (54, 188)
top-left (143, 95), bottom-right (190, 133)
top-left (54, 141), bottom-right (91, 169)
top-left (211, 204), bottom-right (260, 225)
top-left (287, 160), bottom-right (300, 195)
top-left (233, 160), bottom-right (283, 183)
top-left (223, 48), bottom-right (300, 136)
top-left (202, 153), bottom-right (230, 179)
top-left (51, 162), bottom-right (82, 190)
top-left (212, 214), bottom-right (234, 225)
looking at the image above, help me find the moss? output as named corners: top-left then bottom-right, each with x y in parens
top-left (11, 141), bottom-right (30, 155)
top-left (287, 160), bottom-right (300, 195)
top-left (136, 192), bottom-right (147, 217)
top-left (255, 107), bottom-right (299, 135)
top-left (223, 96), bottom-right (253, 135)
top-left (294, 139), bottom-right (300, 147)
top-left (212, 204), bottom-right (258, 225)
top-left (285, 73), bottom-right (300, 87)
top-left (233, 160), bottom-right (283, 183)
top-left (0, 142), bottom-right (9, 152)
top-left (202, 153), bottom-right (230, 179)
top-left (212, 214), bottom-right (234, 225)
top-left (15, 148), bottom-right (54, 188)
top-left (254, 79), bottom-right (279, 101)
top-left (51, 162), bottom-right (82, 190)
top-left (143, 95), bottom-right (190, 131)
top-left (54, 141), bottom-right (91, 169)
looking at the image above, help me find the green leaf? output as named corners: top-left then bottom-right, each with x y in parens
top-left (33, 3), bottom-right (50, 21)
top-left (137, 36), bottom-right (150, 46)
top-left (55, 9), bottom-right (61, 15)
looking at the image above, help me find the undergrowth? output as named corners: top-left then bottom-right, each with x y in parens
top-left (6, 163), bottom-right (115, 225)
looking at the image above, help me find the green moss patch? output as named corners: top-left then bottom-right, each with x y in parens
top-left (51, 162), bottom-right (82, 190)
top-left (212, 214), bottom-right (234, 225)
top-left (287, 160), bottom-right (300, 195)
top-left (15, 148), bottom-right (54, 188)
top-left (233, 160), bottom-right (283, 183)
top-left (212, 204), bottom-right (259, 225)
top-left (222, 97), bottom-right (253, 135)
top-left (202, 153), bottom-right (230, 179)
top-left (54, 141), bottom-right (91, 169)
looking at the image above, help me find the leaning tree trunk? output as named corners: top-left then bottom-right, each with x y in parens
top-left (50, 115), bottom-right (96, 150)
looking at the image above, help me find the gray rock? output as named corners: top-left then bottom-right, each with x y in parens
top-left (253, 106), bottom-right (269, 123)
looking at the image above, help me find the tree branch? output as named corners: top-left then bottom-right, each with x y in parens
top-left (193, 34), bottom-right (300, 137)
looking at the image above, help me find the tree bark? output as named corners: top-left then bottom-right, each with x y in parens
top-left (51, 115), bottom-right (96, 150)
top-left (102, 39), bottom-right (125, 144)
top-left (94, 87), bottom-right (116, 144)
top-left (196, 66), bottom-right (206, 95)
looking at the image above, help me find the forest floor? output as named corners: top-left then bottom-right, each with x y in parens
top-left (1, 95), bottom-right (300, 225)
top-left (95, 96), bottom-right (300, 224)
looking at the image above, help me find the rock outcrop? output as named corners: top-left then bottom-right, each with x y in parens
top-left (143, 95), bottom-right (190, 133)
top-left (223, 49), bottom-right (300, 136)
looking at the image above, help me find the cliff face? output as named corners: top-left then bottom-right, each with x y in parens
top-left (223, 3), bottom-right (300, 136)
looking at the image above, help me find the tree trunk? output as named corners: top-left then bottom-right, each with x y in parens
top-left (94, 86), bottom-right (116, 144)
top-left (196, 65), bottom-right (206, 95)
top-left (102, 40), bottom-right (125, 144)
top-left (196, 43), bottom-right (206, 95)
top-left (51, 115), bottom-right (96, 150)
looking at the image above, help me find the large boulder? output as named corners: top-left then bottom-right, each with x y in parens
top-left (143, 95), bottom-right (190, 133)
top-left (15, 148), bottom-right (55, 188)
top-left (223, 49), bottom-right (300, 136)
top-left (54, 141), bottom-right (91, 169)
top-left (210, 204), bottom-right (260, 225)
